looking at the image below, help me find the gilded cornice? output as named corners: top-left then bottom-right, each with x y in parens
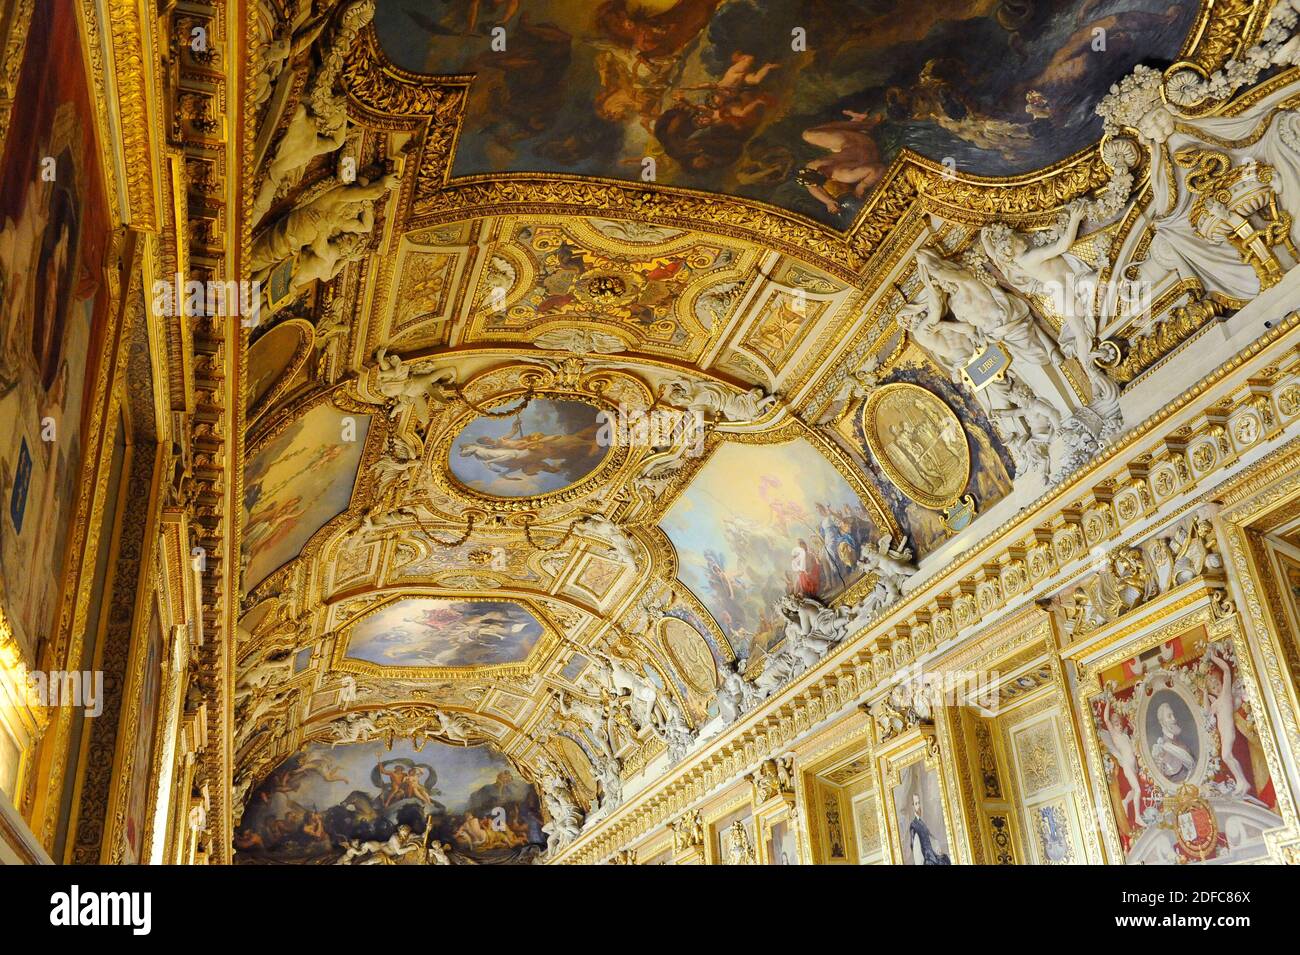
top-left (102, 0), bottom-right (159, 230)
top-left (1176, 0), bottom-right (1273, 75)
top-left (33, 233), bottom-right (144, 847)
top-left (72, 0), bottom-right (160, 230)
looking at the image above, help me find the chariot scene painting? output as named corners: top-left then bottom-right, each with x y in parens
top-left (374, 0), bottom-right (1197, 225)
top-left (235, 740), bottom-right (546, 864)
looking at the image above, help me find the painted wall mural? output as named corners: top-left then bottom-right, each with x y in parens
top-left (660, 437), bottom-right (882, 659)
top-left (235, 740), bottom-right (545, 864)
top-left (0, 0), bottom-right (112, 660)
top-left (243, 403), bottom-right (371, 590)
top-left (1090, 628), bottom-right (1282, 864)
top-left (449, 397), bottom-right (608, 497)
top-left (343, 596), bottom-right (545, 669)
top-left (375, 0), bottom-right (1196, 225)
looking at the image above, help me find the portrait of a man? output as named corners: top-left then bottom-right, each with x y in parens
top-left (894, 760), bottom-right (951, 865)
top-left (1144, 689), bottom-right (1201, 787)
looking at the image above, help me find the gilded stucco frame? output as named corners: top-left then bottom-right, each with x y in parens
top-left (1069, 593), bottom-right (1300, 864)
top-left (876, 724), bottom-right (965, 866)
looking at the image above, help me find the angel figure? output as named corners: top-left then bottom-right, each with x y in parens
top-left (253, 9), bottom-right (330, 109)
top-left (423, 837), bottom-right (452, 866)
top-left (539, 772), bottom-right (585, 853)
top-left (1203, 647), bottom-right (1251, 796)
top-left (252, 0), bottom-right (376, 220)
top-left (234, 650), bottom-right (294, 707)
top-left (660, 377), bottom-right (777, 424)
top-left (371, 441), bottom-right (422, 503)
top-left (980, 205), bottom-right (1099, 356)
top-left (556, 690), bottom-right (616, 761)
top-left (835, 353), bottom-right (882, 403)
top-left (856, 534), bottom-right (918, 603)
top-left (987, 376), bottom-right (1061, 478)
top-left (716, 657), bottom-right (759, 724)
top-left (1098, 694), bottom-right (1144, 827)
top-left (894, 275), bottom-right (985, 381)
top-left (337, 675), bottom-right (358, 709)
top-left (431, 706), bottom-right (477, 745)
top-left (372, 346), bottom-right (458, 426)
top-left (576, 514), bottom-right (640, 569)
top-left (911, 247), bottom-right (1061, 370)
top-left (584, 646), bottom-right (659, 732)
top-left (820, 353), bottom-right (883, 424)
top-left (330, 711), bottom-right (378, 747)
top-left (1171, 517), bottom-right (1223, 585)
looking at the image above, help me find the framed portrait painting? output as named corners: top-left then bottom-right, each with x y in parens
top-left (0, 0), bottom-right (113, 665)
top-left (881, 735), bottom-right (958, 865)
top-left (1081, 612), bottom-right (1289, 864)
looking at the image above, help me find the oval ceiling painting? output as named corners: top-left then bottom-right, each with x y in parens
top-left (448, 397), bottom-right (609, 498)
top-left (861, 382), bottom-right (970, 511)
top-left (344, 597), bottom-right (546, 670)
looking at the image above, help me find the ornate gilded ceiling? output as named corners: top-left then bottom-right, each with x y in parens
top-left (232, 0), bottom-right (1290, 863)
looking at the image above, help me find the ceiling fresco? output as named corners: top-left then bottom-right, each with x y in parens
top-left (228, 0), bottom-right (1282, 864)
top-left (243, 402), bottom-right (372, 590)
top-left (448, 397), bottom-right (610, 497)
top-left (374, 0), bottom-right (1196, 225)
top-left (467, 219), bottom-right (749, 355)
top-left (659, 437), bottom-right (886, 659)
top-left (235, 739), bottom-right (545, 863)
top-left (342, 597), bottom-right (547, 669)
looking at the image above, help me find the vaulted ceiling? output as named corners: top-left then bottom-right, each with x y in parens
top-left (233, 0), bottom-right (1233, 862)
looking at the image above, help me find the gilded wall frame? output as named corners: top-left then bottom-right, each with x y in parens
top-left (1071, 596), bottom-right (1299, 864)
top-left (14, 26), bottom-right (148, 849)
top-left (101, 441), bottom-right (169, 863)
top-left (877, 727), bottom-right (962, 866)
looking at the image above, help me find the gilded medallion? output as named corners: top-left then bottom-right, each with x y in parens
top-left (659, 617), bottom-right (718, 696)
top-left (862, 383), bottom-right (970, 511)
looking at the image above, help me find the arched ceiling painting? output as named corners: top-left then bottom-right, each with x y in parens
top-left (235, 739), bottom-right (544, 863)
top-left (235, 0), bottom-right (1244, 863)
top-left (374, 0), bottom-right (1196, 224)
